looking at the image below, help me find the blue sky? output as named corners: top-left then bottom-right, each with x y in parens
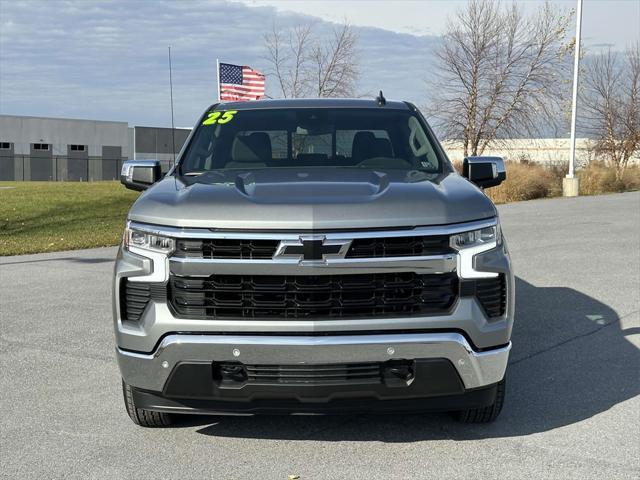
top-left (1, 0), bottom-right (638, 127)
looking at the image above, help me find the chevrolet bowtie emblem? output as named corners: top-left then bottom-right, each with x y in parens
top-left (274, 236), bottom-right (351, 261)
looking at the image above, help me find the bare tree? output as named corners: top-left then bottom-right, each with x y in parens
top-left (310, 23), bottom-right (359, 97)
top-left (428, 0), bottom-right (573, 157)
top-left (264, 22), bottom-right (358, 98)
top-left (580, 45), bottom-right (640, 179)
top-left (264, 23), bottom-right (314, 98)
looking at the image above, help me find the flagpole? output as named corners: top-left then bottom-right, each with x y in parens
top-left (216, 58), bottom-right (220, 102)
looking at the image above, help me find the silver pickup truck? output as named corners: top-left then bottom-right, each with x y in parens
top-left (114, 97), bottom-right (513, 427)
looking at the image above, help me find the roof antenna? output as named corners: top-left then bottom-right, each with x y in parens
top-left (376, 90), bottom-right (386, 106)
top-left (168, 45), bottom-right (176, 166)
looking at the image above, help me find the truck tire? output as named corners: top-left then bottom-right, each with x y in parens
top-left (122, 380), bottom-right (172, 427)
top-left (454, 377), bottom-right (506, 423)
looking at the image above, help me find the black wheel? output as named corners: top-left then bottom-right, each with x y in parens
top-left (122, 380), bottom-right (172, 427)
top-left (454, 377), bottom-right (506, 423)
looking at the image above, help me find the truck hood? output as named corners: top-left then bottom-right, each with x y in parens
top-left (128, 169), bottom-right (496, 230)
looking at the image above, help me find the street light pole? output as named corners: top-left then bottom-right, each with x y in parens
top-left (564, 0), bottom-right (583, 197)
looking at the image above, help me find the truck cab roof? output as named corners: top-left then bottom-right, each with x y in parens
top-left (211, 98), bottom-right (412, 111)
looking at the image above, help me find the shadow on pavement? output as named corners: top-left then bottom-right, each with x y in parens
top-left (189, 276), bottom-right (638, 440)
top-left (0, 256), bottom-right (113, 266)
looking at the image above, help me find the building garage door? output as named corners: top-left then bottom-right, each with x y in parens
top-left (102, 146), bottom-right (122, 180)
top-left (0, 143), bottom-right (15, 181)
top-left (67, 145), bottom-right (89, 181)
top-left (30, 144), bottom-right (53, 181)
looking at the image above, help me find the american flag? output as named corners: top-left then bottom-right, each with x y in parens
top-left (219, 62), bottom-right (265, 101)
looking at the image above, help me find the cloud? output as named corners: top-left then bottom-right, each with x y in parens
top-left (0, 0), bottom-right (441, 126)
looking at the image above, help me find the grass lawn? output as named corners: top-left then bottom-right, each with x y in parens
top-left (0, 181), bottom-right (139, 256)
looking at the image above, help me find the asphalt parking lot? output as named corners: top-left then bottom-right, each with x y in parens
top-left (1, 191), bottom-right (639, 479)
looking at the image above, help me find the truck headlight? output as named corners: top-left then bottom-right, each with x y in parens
top-left (450, 221), bottom-right (501, 279)
top-left (123, 223), bottom-right (175, 255)
top-left (450, 224), bottom-right (501, 250)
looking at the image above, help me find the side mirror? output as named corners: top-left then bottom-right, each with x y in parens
top-left (463, 156), bottom-right (506, 188)
top-left (120, 160), bottom-right (162, 191)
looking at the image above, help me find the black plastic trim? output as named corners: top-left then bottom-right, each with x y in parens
top-left (161, 358), bottom-right (464, 401)
top-left (132, 382), bottom-right (499, 415)
top-left (460, 275), bottom-right (506, 318)
top-left (168, 272), bottom-right (459, 320)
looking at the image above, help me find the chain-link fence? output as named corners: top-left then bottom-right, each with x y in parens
top-left (0, 155), bottom-right (127, 182)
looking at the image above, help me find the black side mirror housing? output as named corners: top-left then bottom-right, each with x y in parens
top-left (120, 160), bottom-right (162, 191)
top-left (463, 156), bottom-right (506, 188)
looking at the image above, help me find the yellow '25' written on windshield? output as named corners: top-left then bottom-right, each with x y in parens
top-left (202, 110), bottom-right (238, 125)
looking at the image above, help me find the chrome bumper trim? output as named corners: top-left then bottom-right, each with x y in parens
top-left (169, 254), bottom-right (456, 276)
top-left (128, 218), bottom-right (497, 240)
top-left (117, 333), bottom-right (510, 392)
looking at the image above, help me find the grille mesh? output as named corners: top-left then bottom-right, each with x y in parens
top-left (175, 235), bottom-right (453, 260)
top-left (169, 272), bottom-right (458, 319)
top-left (244, 363), bottom-right (382, 385)
top-left (175, 239), bottom-right (279, 259)
top-left (346, 236), bottom-right (453, 258)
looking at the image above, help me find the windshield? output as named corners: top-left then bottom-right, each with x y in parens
top-left (179, 107), bottom-right (444, 175)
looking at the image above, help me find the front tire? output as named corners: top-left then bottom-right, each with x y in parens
top-left (454, 377), bottom-right (506, 423)
top-left (122, 380), bottom-right (172, 427)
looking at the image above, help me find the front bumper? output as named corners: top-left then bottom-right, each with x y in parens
top-left (118, 332), bottom-right (510, 394)
top-left (114, 219), bottom-right (514, 413)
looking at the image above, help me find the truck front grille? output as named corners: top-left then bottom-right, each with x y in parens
top-left (175, 239), bottom-right (279, 259)
top-left (174, 235), bottom-right (452, 259)
top-left (221, 362), bottom-right (385, 386)
top-left (169, 272), bottom-right (458, 319)
top-left (346, 236), bottom-right (453, 258)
